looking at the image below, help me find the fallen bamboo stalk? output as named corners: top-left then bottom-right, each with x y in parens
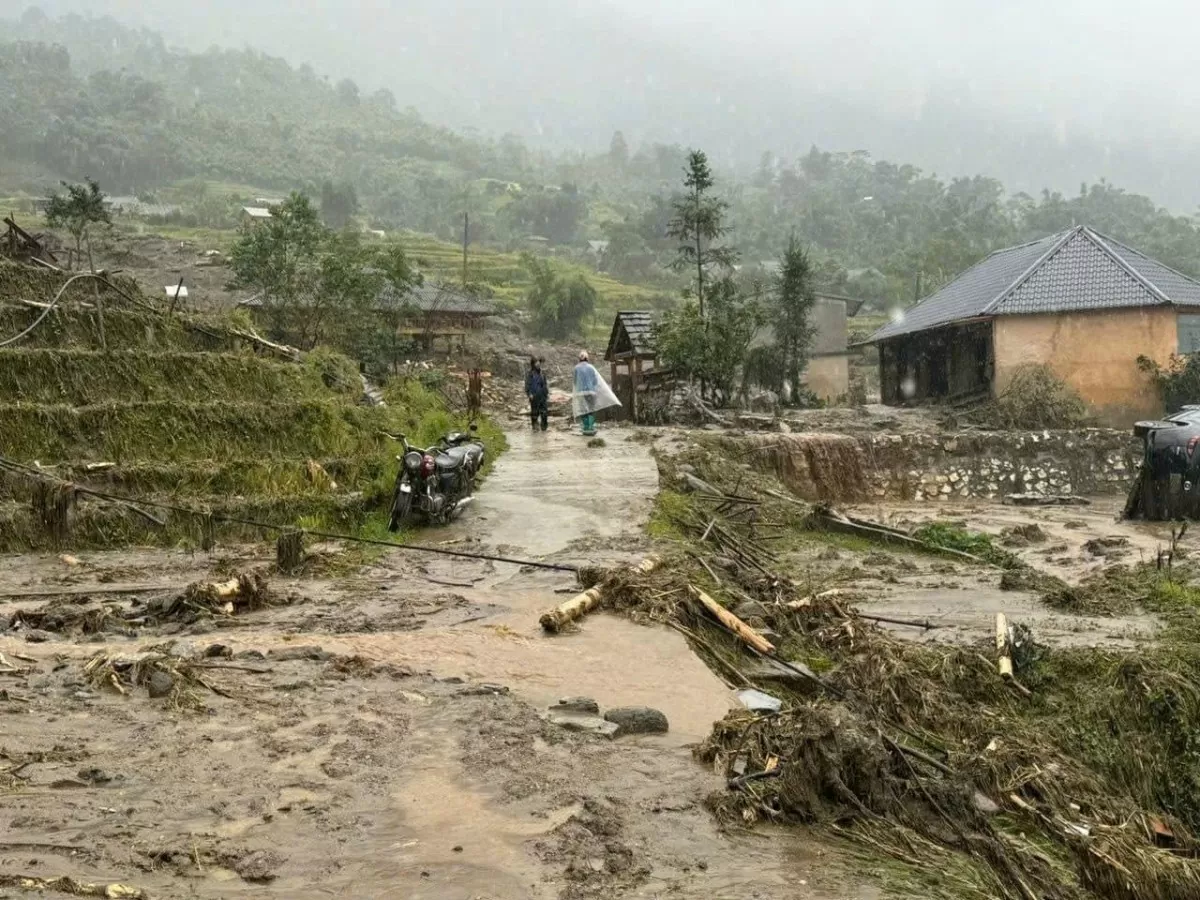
top-left (540, 556), bottom-right (660, 633)
top-left (996, 613), bottom-right (1013, 679)
top-left (0, 582), bottom-right (178, 600)
top-left (812, 506), bottom-right (994, 566)
top-left (689, 585), bottom-right (775, 655)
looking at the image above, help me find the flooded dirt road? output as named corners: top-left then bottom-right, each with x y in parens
top-left (0, 426), bottom-right (868, 900)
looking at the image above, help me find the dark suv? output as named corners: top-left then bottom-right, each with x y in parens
top-left (1126, 406), bottom-right (1200, 520)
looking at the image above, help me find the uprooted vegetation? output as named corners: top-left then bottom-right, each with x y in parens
top-left (0, 260), bottom-right (504, 550)
top-left (612, 443), bottom-right (1200, 898)
top-left (966, 364), bottom-right (1090, 430)
top-left (7, 571), bottom-right (279, 640)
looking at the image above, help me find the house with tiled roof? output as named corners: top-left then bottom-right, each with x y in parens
top-left (864, 226), bottom-right (1200, 424)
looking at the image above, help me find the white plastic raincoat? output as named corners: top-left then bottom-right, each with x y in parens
top-left (572, 362), bottom-right (622, 418)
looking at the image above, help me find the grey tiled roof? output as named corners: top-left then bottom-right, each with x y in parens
top-left (605, 310), bottom-right (656, 360)
top-left (377, 282), bottom-right (495, 315)
top-left (868, 226), bottom-right (1200, 342)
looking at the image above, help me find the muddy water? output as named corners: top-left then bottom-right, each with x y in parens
top-left (309, 427), bottom-right (735, 744)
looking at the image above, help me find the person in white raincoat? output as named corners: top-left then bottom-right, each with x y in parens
top-left (572, 351), bottom-right (620, 436)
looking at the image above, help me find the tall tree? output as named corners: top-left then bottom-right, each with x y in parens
top-left (229, 193), bottom-right (327, 345)
top-left (609, 130), bottom-right (629, 167)
top-left (667, 150), bottom-right (737, 318)
top-left (320, 180), bottom-right (359, 229)
top-left (773, 235), bottom-right (818, 402)
top-left (521, 254), bottom-right (597, 339)
top-left (46, 178), bottom-right (111, 270)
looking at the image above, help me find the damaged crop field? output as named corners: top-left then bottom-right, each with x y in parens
top-left (563, 439), bottom-right (1200, 900)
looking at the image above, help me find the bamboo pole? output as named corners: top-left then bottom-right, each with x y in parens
top-left (996, 613), bottom-right (1013, 679)
top-left (689, 585), bottom-right (776, 655)
top-left (540, 556), bottom-right (659, 633)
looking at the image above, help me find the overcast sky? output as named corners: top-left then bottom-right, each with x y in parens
top-left (9, 0), bottom-right (1200, 204)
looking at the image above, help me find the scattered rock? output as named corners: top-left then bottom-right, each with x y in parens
top-left (455, 683), bottom-right (510, 696)
top-left (545, 710), bottom-right (619, 738)
top-left (234, 649), bottom-right (267, 661)
top-left (78, 767), bottom-right (118, 785)
top-left (732, 600), bottom-right (769, 621)
top-left (603, 707), bottom-right (669, 737)
top-left (23, 629), bottom-right (52, 644)
top-left (554, 697), bottom-right (600, 715)
top-left (1085, 536), bottom-right (1131, 558)
top-left (146, 670), bottom-right (175, 699)
top-left (736, 688), bottom-right (782, 713)
top-left (1001, 523), bottom-right (1048, 547)
top-left (973, 791), bottom-right (1001, 816)
top-left (233, 850), bottom-right (285, 883)
top-left (267, 645), bottom-right (330, 662)
top-left (203, 643), bottom-right (233, 659)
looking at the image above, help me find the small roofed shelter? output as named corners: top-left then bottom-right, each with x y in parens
top-left (377, 282), bottom-right (496, 353)
top-left (241, 207), bottom-right (273, 227)
top-left (605, 311), bottom-right (659, 421)
top-left (865, 226), bottom-right (1200, 425)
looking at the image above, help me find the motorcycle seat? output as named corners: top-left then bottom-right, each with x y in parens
top-left (436, 447), bottom-right (470, 470)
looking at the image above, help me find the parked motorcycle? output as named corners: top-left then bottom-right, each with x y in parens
top-left (387, 427), bottom-right (486, 530)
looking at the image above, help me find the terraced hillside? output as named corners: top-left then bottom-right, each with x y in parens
top-left (0, 261), bottom-right (464, 551)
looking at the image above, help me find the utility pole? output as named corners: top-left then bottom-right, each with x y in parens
top-left (462, 212), bottom-right (469, 288)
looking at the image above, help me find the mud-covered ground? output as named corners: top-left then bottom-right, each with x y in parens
top-left (0, 427), bottom-right (869, 900)
top-left (3, 420), bottom-right (1173, 899)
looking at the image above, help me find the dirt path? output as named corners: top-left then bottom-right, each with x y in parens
top-left (0, 426), bottom-right (868, 899)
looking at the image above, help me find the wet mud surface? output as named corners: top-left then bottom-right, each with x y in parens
top-left (825, 495), bottom-right (1172, 647)
top-left (0, 427), bottom-right (866, 899)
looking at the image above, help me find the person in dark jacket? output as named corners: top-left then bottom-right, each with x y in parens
top-left (525, 357), bottom-right (549, 431)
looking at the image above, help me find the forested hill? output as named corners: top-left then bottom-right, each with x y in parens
top-left (5, 9), bottom-right (1200, 311)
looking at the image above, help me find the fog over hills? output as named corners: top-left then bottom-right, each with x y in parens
top-left (6, 0), bottom-right (1200, 208)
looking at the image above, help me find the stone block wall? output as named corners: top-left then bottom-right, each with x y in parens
top-left (862, 429), bottom-right (1139, 502)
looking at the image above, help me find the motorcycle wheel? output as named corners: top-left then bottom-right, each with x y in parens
top-left (389, 485), bottom-right (413, 532)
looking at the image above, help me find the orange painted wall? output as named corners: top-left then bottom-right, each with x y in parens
top-left (992, 308), bottom-right (1177, 426)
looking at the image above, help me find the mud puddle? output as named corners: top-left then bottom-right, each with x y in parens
top-left (859, 582), bottom-right (1159, 647)
top-left (848, 494), bottom-right (1176, 582)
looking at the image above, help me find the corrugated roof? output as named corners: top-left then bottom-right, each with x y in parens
top-left (605, 310), bottom-right (656, 360)
top-left (868, 226), bottom-right (1200, 342)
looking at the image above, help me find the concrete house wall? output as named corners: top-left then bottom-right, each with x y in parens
top-left (993, 307), bottom-right (1177, 426)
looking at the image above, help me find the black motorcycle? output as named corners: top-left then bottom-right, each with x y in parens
top-left (387, 427), bottom-right (486, 530)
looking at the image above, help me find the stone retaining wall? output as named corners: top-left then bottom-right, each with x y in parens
top-left (862, 429), bottom-right (1139, 502)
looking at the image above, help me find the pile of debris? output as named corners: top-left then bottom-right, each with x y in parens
top-left (559, 453), bottom-right (1200, 899)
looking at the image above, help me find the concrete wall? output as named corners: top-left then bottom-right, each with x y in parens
top-left (993, 308), bottom-right (1176, 426)
top-left (803, 354), bottom-right (849, 401)
top-left (810, 296), bottom-right (848, 356)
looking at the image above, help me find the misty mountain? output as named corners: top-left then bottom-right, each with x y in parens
top-left (5, 0), bottom-right (1200, 211)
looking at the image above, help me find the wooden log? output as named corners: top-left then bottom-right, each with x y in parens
top-left (540, 556), bottom-right (659, 633)
top-left (996, 613), bottom-right (1013, 679)
top-left (689, 585), bottom-right (776, 655)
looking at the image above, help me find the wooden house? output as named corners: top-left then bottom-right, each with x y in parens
top-left (604, 311), bottom-right (673, 422)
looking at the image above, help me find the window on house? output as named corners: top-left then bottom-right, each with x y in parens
top-left (1179, 315), bottom-right (1200, 355)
